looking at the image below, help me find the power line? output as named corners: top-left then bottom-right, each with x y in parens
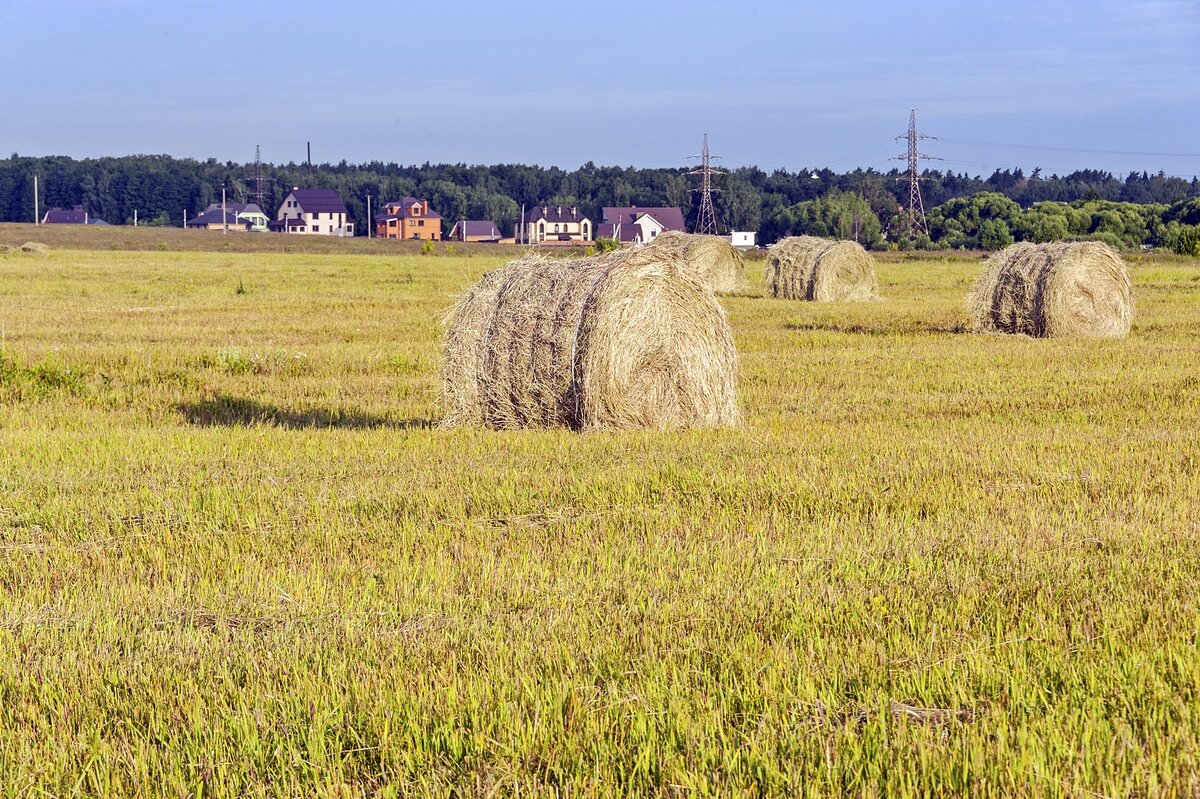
top-left (938, 137), bottom-right (1200, 159)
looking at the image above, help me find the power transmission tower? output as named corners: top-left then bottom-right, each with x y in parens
top-left (689, 133), bottom-right (724, 235)
top-left (247, 145), bottom-right (273, 210)
top-left (893, 108), bottom-right (937, 239)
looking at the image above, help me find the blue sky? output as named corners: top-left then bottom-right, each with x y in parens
top-left (2, 0), bottom-right (1198, 178)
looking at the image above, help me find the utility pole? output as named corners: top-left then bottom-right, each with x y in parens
top-left (33, 175), bottom-right (39, 224)
top-left (134, 209), bottom-right (138, 227)
top-left (893, 108), bottom-right (936, 239)
top-left (307, 141), bottom-right (312, 177)
top-left (222, 186), bottom-right (228, 235)
top-left (689, 133), bottom-right (724, 235)
top-left (366, 194), bottom-right (372, 238)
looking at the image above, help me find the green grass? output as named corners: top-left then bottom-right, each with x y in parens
top-left (1, 242), bottom-right (1199, 797)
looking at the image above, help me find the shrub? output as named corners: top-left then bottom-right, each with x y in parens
top-left (1173, 227), bottom-right (1200, 257)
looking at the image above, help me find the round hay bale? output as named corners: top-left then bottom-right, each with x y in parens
top-left (646, 230), bottom-right (747, 293)
top-left (442, 247), bottom-right (741, 430)
top-left (969, 241), bottom-right (1133, 338)
top-left (764, 236), bottom-right (878, 301)
top-left (19, 242), bottom-right (47, 254)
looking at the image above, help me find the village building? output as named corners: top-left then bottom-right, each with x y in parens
top-left (41, 205), bottom-right (109, 225)
top-left (596, 206), bottom-right (685, 245)
top-left (270, 189), bottom-right (354, 236)
top-left (521, 205), bottom-right (592, 244)
top-left (726, 231), bottom-right (757, 249)
top-left (448, 220), bottom-right (502, 243)
top-left (186, 202), bottom-right (269, 232)
top-left (375, 198), bottom-right (442, 241)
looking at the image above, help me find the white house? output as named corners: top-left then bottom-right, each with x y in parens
top-left (596, 206), bottom-right (686, 245)
top-left (521, 205), bottom-right (592, 243)
top-left (726, 231), bottom-right (757, 249)
top-left (270, 188), bottom-right (354, 236)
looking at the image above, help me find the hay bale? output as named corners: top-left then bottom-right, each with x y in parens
top-left (646, 230), bottom-right (747, 293)
top-left (969, 241), bottom-right (1133, 338)
top-left (764, 236), bottom-right (879, 301)
top-left (442, 247), bottom-right (741, 430)
top-left (19, 242), bottom-right (47, 253)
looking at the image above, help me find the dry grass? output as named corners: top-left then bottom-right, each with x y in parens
top-left (442, 247), bottom-right (740, 430)
top-left (970, 241), bottom-right (1134, 338)
top-left (1, 244), bottom-right (1199, 796)
top-left (765, 235), bottom-right (879, 301)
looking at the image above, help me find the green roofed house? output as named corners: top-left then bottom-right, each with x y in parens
top-left (186, 202), bottom-right (270, 232)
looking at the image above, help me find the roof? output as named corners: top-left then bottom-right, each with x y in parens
top-left (527, 205), bottom-right (589, 224)
top-left (595, 222), bottom-right (641, 243)
top-left (601, 206), bottom-right (686, 232)
top-left (201, 202), bottom-right (265, 217)
top-left (42, 206), bottom-right (88, 224)
top-left (288, 188), bottom-right (347, 214)
top-left (379, 197), bottom-right (441, 220)
top-left (186, 209), bottom-right (246, 227)
top-left (451, 220), bottom-right (501, 238)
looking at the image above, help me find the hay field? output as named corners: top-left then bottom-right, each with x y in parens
top-left (1, 237), bottom-right (1199, 797)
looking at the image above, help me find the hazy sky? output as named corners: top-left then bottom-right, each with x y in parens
top-left (2, 0), bottom-right (1198, 178)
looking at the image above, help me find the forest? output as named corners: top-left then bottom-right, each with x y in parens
top-left (1, 153), bottom-right (1198, 251)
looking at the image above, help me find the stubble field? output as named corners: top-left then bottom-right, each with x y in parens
top-left (1, 228), bottom-right (1199, 797)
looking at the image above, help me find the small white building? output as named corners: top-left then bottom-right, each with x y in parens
top-left (726, 231), bottom-right (757, 249)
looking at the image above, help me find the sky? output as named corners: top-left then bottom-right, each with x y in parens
top-left (1, 0), bottom-right (1198, 179)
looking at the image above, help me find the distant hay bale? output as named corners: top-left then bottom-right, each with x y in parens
top-left (647, 230), bottom-right (747, 293)
top-left (442, 248), bottom-right (741, 430)
top-left (764, 236), bottom-right (878, 301)
top-left (969, 241), bottom-right (1133, 338)
top-left (19, 242), bottom-right (47, 253)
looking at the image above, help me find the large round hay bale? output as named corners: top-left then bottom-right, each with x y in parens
top-left (19, 242), bottom-right (47, 254)
top-left (442, 248), bottom-right (741, 430)
top-left (969, 241), bottom-right (1133, 338)
top-left (646, 230), bottom-right (746, 293)
top-left (764, 236), bottom-right (878, 301)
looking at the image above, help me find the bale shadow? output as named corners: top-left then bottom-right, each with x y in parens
top-left (176, 393), bottom-right (437, 430)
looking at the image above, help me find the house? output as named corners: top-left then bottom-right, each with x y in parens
top-left (186, 202), bottom-right (269, 232)
top-left (726, 231), bottom-right (757, 249)
top-left (375, 197), bottom-right (442, 241)
top-left (270, 188), bottom-right (354, 236)
top-left (521, 205), bottom-right (592, 243)
top-left (596, 206), bottom-right (686, 245)
top-left (41, 205), bottom-right (109, 225)
top-left (449, 220), bottom-right (502, 243)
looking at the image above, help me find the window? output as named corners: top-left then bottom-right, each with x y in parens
top-left (313, 225), bottom-right (320, 233)
top-left (418, 220), bottom-right (424, 227)
top-left (650, 230), bottom-right (657, 237)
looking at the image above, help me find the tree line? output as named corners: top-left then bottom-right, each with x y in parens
top-left (1, 153), bottom-right (1197, 250)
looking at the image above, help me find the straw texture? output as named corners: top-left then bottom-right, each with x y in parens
top-left (442, 248), bottom-right (741, 430)
top-left (970, 241), bottom-right (1133, 338)
top-left (764, 236), bottom-right (878, 301)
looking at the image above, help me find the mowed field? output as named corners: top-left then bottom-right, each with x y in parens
top-left (1, 228), bottom-right (1199, 797)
